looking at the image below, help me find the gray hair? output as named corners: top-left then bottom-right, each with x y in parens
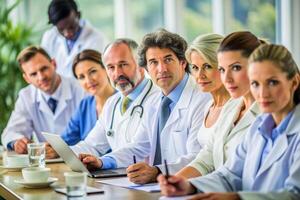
top-left (103, 38), bottom-right (139, 60)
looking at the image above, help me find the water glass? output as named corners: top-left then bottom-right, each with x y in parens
top-left (27, 143), bottom-right (46, 167)
top-left (64, 172), bottom-right (87, 197)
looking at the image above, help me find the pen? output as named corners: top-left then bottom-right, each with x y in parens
top-left (133, 155), bottom-right (136, 164)
top-left (164, 159), bottom-right (169, 180)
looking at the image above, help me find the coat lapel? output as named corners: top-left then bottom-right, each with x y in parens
top-left (213, 98), bottom-right (243, 167)
top-left (149, 102), bottom-right (160, 164)
top-left (37, 90), bottom-right (51, 115)
top-left (255, 105), bottom-right (300, 178)
top-left (53, 78), bottom-right (71, 118)
top-left (162, 76), bottom-right (193, 132)
top-left (256, 133), bottom-right (288, 177)
top-left (226, 102), bottom-right (260, 142)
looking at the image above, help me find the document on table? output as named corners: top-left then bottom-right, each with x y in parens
top-left (97, 177), bottom-right (161, 192)
top-left (159, 195), bottom-right (195, 200)
top-left (46, 157), bottom-right (64, 163)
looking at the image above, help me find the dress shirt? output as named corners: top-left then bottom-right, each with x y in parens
top-left (257, 110), bottom-right (294, 170)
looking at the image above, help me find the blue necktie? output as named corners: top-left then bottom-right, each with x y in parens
top-left (153, 96), bottom-right (172, 165)
top-left (48, 98), bottom-right (57, 114)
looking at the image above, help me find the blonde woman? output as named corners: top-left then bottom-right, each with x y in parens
top-left (184, 34), bottom-right (231, 156)
top-left (176, 31), bottom-right (263, 179)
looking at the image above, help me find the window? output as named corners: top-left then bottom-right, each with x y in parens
top-left (128, 0), bottom-right (164, 42)
top-left (226, 0), bottom-right (276, 42)
top-left (183, 0), bottom-right (213, 42)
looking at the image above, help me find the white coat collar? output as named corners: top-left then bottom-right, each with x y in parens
top-left (226, 102), bottom-right (260, 141)
top-left (36, 76), bottom-right (73, 116)
top-left (163, 75), bottom-right (196, 130)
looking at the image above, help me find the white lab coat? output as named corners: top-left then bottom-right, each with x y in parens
top-left (1, 76), bottom-right (85, 148)
top-left (41, 20), bottom-right (107, 78)
top-left (71, 79), bottom-right (160, 155)
top-left (189, 104), bottom-right (300, 200)
top-left (189, 99), bottom-right (260, 175)
top-left (106, 75), bottom-right (211, 173)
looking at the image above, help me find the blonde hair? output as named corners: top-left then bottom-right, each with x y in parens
top-left (185, 33), bottom-right (224, 68)
top-left (249, 44), bottom-right (300, 104)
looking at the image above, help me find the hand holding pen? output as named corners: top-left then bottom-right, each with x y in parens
top-left (133, 155), bottom-right (137, 164)
top-left (157, 159), bottom-right (196, 196)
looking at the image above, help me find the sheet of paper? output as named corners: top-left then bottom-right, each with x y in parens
top-left (159, 195), bottom-right (195, 200)
top-left (97, 177), bottom-right (161, 192)
top-left (45, 157), bottom-right (64, 163)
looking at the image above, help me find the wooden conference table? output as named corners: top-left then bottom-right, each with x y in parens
top-left (0, 161), bottom-right (161, 200)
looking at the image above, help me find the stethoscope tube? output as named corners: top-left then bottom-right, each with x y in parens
top-left (107, 80), bottom-right (153, 136)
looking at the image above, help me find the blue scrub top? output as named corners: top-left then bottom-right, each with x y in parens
top-left (61, 95), bottom-right (97, 145)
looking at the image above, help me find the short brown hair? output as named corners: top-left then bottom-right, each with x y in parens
top-left (17, 46), bottom-right (52, 72)
top-left (138, 28), bottom-right (189, 73)
top-left (72, 49), bottom-right (104, 78)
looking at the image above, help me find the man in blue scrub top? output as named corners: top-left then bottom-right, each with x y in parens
top-left (79, 29), bottom-right (211, 184)
top-left (1, 46), bottom-right (84, 155)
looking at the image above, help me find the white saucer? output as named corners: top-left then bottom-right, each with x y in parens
top-left (0, 165), bottom-right (29, 171)
top-left (15, 177), bottom-right (58, 188)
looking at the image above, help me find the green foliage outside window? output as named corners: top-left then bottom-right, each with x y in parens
top-left (0, 0), bottom-right (34, 139)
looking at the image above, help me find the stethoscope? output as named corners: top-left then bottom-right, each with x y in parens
top-left (106, 80), bottom-right (153, 137)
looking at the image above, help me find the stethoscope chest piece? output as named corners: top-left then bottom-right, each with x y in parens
top-left (107, 129), bottom-right (114, 136)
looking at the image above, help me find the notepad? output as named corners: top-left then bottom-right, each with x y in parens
top-left (97, 177), bottom-right (161, 192)
top-left (55, 186), bottom-right (104, 195)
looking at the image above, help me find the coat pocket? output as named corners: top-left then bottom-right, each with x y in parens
top-left (171, 130), bottom-right (188, 157)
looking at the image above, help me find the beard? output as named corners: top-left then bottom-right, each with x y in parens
top-left (113, 69), bottom-right (142, 94)
top-left (114, 75), bottom-right (134, 93)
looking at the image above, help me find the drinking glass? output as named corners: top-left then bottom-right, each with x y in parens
top-left (64, 172), bottom-right (87, 197)
top-left (27, 143), bottom-right (46, 167)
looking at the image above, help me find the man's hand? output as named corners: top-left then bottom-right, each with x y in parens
top-left (157, 174), bottom-right (195, 197)
top-left (14, 137), bottom-right (30, 154)
top-left (188, 192), bottom-right (240, 200)
top-left (126, 162), bottom-right (159, 184)
top-left (45, 143), bottom-right (59, 159)
top-left (79, 153), bottom-right (102, 170)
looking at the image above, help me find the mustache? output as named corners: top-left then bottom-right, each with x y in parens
top-left (114, 75), bottom-right (134, 86)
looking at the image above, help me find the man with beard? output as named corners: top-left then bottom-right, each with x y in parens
top-left (2, 46), bottom-right (84, 155)
top-left (79, 29), bottom-right (211, 183)
top-left (70, 38), bottom-right (159, 157)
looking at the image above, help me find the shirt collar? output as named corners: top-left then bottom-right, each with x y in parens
top-left (66, 20), bottom-right (84, 43)
top-left (258, 109), bottom-right (295, 139)
top-left (41, 79), bottom-right (62, 102)
top-left (161, 73), bottom-right (189, 104)
top-left (125, 77), bottom-right (148, 101)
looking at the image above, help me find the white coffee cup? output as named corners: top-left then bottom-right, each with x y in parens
top-left (6, 154), bottom-right (29, 167)
top-left (22, 167), bottom-right (50, 183)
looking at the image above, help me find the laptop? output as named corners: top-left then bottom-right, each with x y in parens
top-left (42, 132), bottom-right (127, 178)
